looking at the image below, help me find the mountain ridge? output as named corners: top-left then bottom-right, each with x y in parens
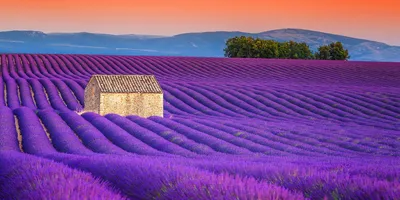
top-left (0, 28), bottom-right (399, 61)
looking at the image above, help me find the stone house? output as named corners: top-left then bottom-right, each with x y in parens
top-left (84, 75), bottom-right (163, 117)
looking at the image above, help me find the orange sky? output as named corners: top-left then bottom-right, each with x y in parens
top-left (1, 0), bottom-right (400, 45)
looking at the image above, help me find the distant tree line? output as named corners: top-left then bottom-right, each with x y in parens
top-left (224, 36), bottom-right (350, 60)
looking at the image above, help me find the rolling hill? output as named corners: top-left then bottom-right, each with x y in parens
top-left (0, 54), bottom-right (399, 199)
top-left (1, 29), bottom-right (400, 61)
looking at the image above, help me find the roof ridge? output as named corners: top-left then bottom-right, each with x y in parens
top-left (90, 74), bottom-right (162, 93)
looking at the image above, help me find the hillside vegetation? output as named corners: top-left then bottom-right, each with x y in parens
top-left (0, 54), bottom-right (399, 199)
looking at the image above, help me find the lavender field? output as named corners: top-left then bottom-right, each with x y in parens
top-left (0, 54), bottom-right (399, 199)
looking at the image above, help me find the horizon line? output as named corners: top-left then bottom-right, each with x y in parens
top-left (0, 27), bottom-right (394, 46)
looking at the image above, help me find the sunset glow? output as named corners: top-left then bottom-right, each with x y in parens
top-left (1, 0), bottom-right (399, 45)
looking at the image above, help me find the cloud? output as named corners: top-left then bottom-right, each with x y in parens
top-left (190, 42), bottom-right (198, 48)
top-left (0, 39), bottom-right (25, 43)
top-left (115, 48), bottom-right (159, 52)
top-left (49, 43), bottom-right (107, 49)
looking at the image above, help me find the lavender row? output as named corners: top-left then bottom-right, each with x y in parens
top-left (126, 115), bottom-right (218, 155)
top-left (16, 78), bottom-right (36, 109)
top-left (52, 79), bottom-right (83, 110)
top-left (0, 107), bottom-right (19, 151)
top-left (43, 153), bottom-right (305, 200)
top-left (4, 78), bottom-right (20, 109)
top-left (82, 112), bottom-right (167, 156)
top-left (173, 118), bottom-right (287, 156)
top-left (13, 107), bottom-right (57, 154)
top-left (0, 152), bottom-right (126, 199)
top-left (105, 114), bottom-right (197, 157)
top-left (186, 155), bottom-right (400, 200)
top-left (148, 116), bottom-right (253, 155)
top-left (37, 109), bottom-right (94, 155)
top-left (59, 111), bottom-right (128, 155)
top-left (27, 79), bottom-right (52, 109)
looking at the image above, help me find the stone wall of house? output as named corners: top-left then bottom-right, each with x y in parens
top-left (84, 79), bottom-right (100, 113)
top-left (139, 93), bottom-right (163, 117)
top-left (99, 93), bottom-right (163, 117)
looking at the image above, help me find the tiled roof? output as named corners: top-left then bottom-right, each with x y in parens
top-left (91, 75), bottom-right (162, 93)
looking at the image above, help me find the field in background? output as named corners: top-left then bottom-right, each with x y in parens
top-left (0, 54), bottom-right (399, 199)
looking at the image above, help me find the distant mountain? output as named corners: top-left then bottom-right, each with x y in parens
top-left (0, 28), bottom-right (399, 61)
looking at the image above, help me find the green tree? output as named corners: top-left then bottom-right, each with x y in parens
top-left (253, 39), bottom-right (280, 58)
top-left (238, 36), bottom-right (255, 58)
top-left (224, 36), bottom-right (347, 60)
top-left (330, 42), bottom-right (350, 60)
top-left (224, 37), bottom-right (241, 58)
top-left (288, 41), bottom-right (300, 59)
top-left (286, 41), bottom-right (314, 59)
top-left (297, 42), bottom-right (315, 59)
top-left (315, 45), bottom-right (331, 60)
top-left (276, 41), bottom-right (314, 59)
top-left (224, 36), bottom-right (256, 58)
top-left (315, 42), bottom-right (350, 60)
